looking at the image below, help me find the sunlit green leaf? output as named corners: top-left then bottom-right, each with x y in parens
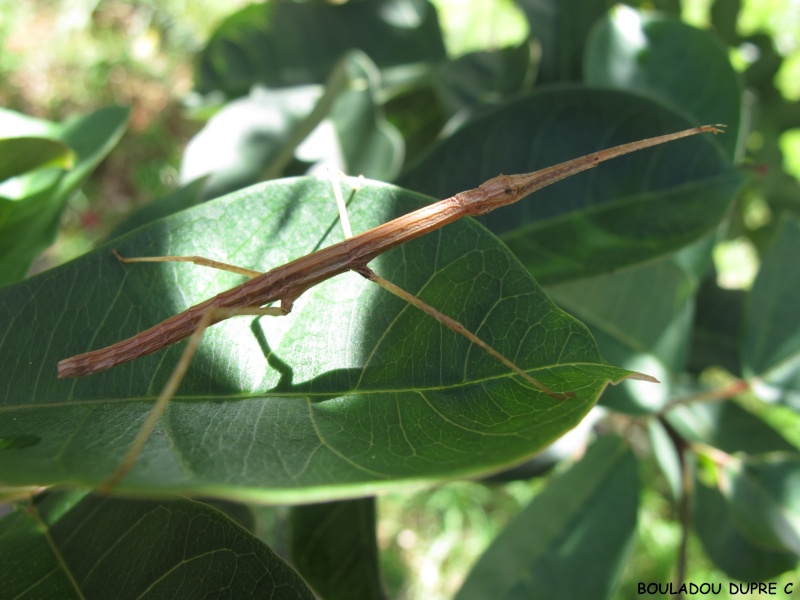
top-left (183, 52), bottom-right (403, 199)
top-left (547, 244), bottom-right (709, 413)
top-left (667, 401), bottom-right (797, 455)
top-left (648, 418), bottom-right (682, 501)
top-left (0, 137), bottom-right (74, 183)
top-left (0, 177), bottom-right (639, 501)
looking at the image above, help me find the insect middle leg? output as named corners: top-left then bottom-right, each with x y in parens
top-left (326, 172), bottom-right (571, 400)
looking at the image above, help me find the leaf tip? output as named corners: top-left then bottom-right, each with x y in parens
top-left (626, 372), bottom-right (660, 384)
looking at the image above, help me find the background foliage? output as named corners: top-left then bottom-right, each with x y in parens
top-left (1, 0), bottom-right (800, 598)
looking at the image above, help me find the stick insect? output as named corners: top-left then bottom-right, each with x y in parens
top-left (58, 125), bottom-right (724, 489)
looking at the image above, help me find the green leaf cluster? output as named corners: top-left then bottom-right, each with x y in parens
top-left (1, 1), bottom-right (799, 598)
top-left (0, 107), bottom-right (129, 286)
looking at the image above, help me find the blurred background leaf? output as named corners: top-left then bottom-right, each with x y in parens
top-left (0, 106), bottom-right (129, 286)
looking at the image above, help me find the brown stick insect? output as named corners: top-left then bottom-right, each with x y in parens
top-left (57, 124), bottom-right (725, 489)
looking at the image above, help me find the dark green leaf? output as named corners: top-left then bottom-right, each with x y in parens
top-left (742, 217), bottom-right (800, 410)
top-left (649, 418), bottom-right (682, 501)
top-left (650, 0), bottom-right (682, 15)
top-left (436, 41), bottom-right (536, 115)
top-left (0, 493), bottom-right (84, 598)
top-left (0, 106), bottom-right (129, 286)
top-left (741, 32), bottom-right (784, 97)
top-left (0, 177), bottom-right (638, 500)
top-left (584, 9), bottom-right (742, 158)
top-left (108, 177), bottom-right (207, 240)
top-left (693, 476), bottom-right (797, 580)
top-left (0, 492), bottom-right (314, 599)
top-left (515, 0), bottom-right (613, 83)
top-left (0, 137), bottom-right (74, 182)
top-left (455, 435), bottom-right (639, 600)
top-left (711, 0), bottom-right (743, 46)
top-left (195, 0), bottom-right (446, 98)
top-left (546, 242), bottom-right (711, 413)
top-left (667, 401), bottom-right (797, 455)
top-left (720, 454), bottom-right (800, 556)
top-left (291, 498), bottom-right (386, 600)
top-left (688, 272), bottom-right (745, 376)
top-left (384, 86), bottom-right (446, 165)
top-left (398, 87), bottom-right (740, 285)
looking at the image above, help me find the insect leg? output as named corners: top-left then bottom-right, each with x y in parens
top-left (113, 249), bottom-right (263, 278)
top-left (99, 304), bottom-right (287, 493)
top-left (330, 173), bottom-right (570, 399)
top-left (327, 166), bottom-right (354, 240)
top-left (353, 265), bottom-right (572, 400)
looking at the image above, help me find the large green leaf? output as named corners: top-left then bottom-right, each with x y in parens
top-left (0, 106), bottom-right (129, 286)
top-left (0, 177), bottom-right (639, 501)
top-left (398, 87), bottom-right (740, 285)
top-left (742, 217), bottom-right (800, 410)
top-left (325, 53), bottom-right (404, 182)
top-left (195, 0), bottom-right (445, 98)
top-left (584, 8), bottom-right (742, 158)
top-left (455, 435), bottom-right (638, 600)
top-left (0, 492), bottom-right (314, 598)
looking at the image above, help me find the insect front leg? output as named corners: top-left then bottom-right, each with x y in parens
top-left (113, 249), bottom-right (263, 278)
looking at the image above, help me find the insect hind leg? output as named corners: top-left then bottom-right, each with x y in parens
top-left (99, 304), bottom-right (287, 493)
top-left (353, 265), bottom-right (573, 401)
